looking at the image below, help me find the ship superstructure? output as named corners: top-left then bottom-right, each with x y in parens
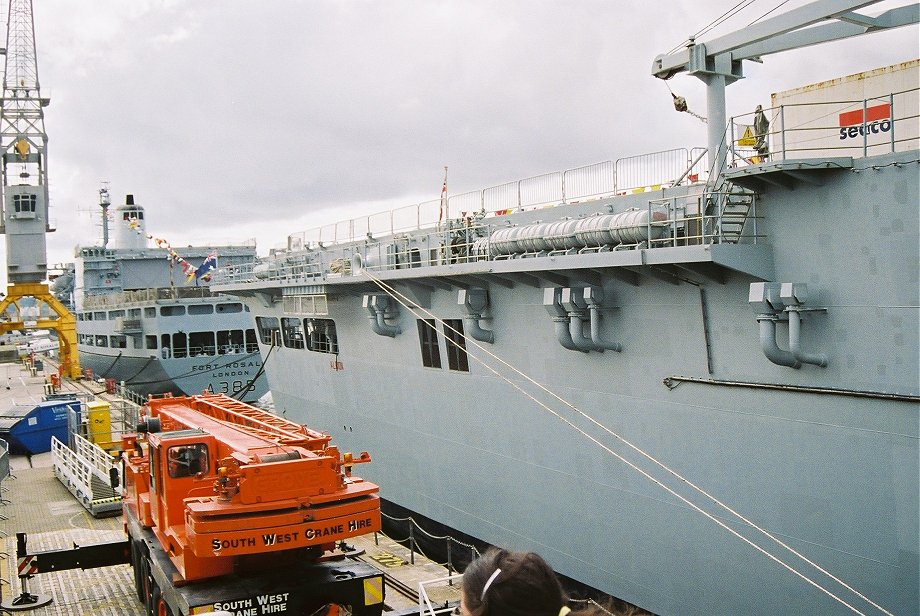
top-left (212, 3), bottom-right (918, 614)
top-left (71, 191), bottom-right (269, 401)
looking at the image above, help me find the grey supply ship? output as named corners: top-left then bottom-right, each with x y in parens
top-left (63, 189), bottom-right (269, 401)
top-left (213, 5), bottom-right (919, 615)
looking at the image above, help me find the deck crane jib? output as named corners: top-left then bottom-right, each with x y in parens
top-left (651, 0), bottom-right (920, 175)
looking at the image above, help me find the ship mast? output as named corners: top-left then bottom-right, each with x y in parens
top-left (0, 0), bottom-right (81, 379)
top-left (652, 0), bottom-right (919, 175)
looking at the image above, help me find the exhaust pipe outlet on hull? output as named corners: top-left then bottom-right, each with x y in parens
top-left (561, 287), bottom-right (621, 352)
top-left (544, 288), bottom-right (586, 353)
top-left (584, 286), bottom-right (622, 352)
top-left (458, 288), bottom-right (494, 344)
top-left (750, 282), bottom-right (827, 369)
top-left (756, 317), bottom-right (801, 369)
top-left (781, 283), bottom-right (828, 367)
top-left (363, 294), bottom-right (401, 337)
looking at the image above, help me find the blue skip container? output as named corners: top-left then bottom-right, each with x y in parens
top-left (0, 398), bottom-right (79, 454)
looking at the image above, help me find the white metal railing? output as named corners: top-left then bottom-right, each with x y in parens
top-left (283, 147), bottom-right (706, 250)
top-left (418, 573), bottom-right (463, 616)
top-left (81, 286), bottom-right (217, 309)
top-left (51, 435), bottom-right (119, 510)
top-left (214, 191), bottom-right (760, 285)
top-left (728, 87), bottom-right (919, 166)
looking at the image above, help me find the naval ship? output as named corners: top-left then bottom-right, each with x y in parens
top-left (213, 5), bottom-right (919, 615)
top-left (64, 189), bottom-right (269, 402)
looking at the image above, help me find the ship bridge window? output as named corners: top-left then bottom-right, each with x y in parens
top-left (93, 311), bottom-right (107, 320)
top-left (109, 310), bottom-right (125, 319)
top-left (305, 318), bottom-right (338, 354)
top-left (145, 335), bottom-right (158, 350)
top-left (95, 335), bottom-right (108, 347)
top-left (282, 317), bottom-right (305, 349)
top-left (443, 319), bottom-right (469, 372)
top-left (217, 329), bottom-right (245, 354)
top-left (128, 308), bottom-right (141, 319)
top-left (161, 306), bottom-right (186, 317)
top-left (255, 317), bottom-right (280, 346)
top-left (216, 303), bottom-right (243, 314)
top-left (12, 194), bottom-right (36, 213)
top-left (144, 307), bottom-right (156, 318)
top-left (189, 331), bottom-right (216, 356)
top-left (167, 443), bottom-right (209, 479)
top-left (188, 304), bottom-right (213, 316)
top-left (110, 335), bottom-right (127, 349)
top-left (245, 328), bottom-right (258, 352)
top-left (417, 319), bottom-right (441, 369)
top-left (82, 334), bottom-right (94, 346)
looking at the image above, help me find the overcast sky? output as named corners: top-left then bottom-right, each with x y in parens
top-left (5, 0), bottom-right (917, 282)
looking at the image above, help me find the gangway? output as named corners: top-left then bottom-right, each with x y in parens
top-left (50, 432), bottom-right (121, 517)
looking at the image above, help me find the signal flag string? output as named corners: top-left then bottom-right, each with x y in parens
top-left (359, 267), bottom-right (891, 616)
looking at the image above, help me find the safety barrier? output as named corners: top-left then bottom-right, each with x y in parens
top-left (282, 147), bottom-right (705, 250)
top-left (50, 435), bottom-right (121, 517)
top-left (728, 87), bottom-right (919, 166)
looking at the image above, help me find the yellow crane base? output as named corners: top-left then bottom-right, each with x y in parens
top-left (0, 282), bottom-right (82, 380)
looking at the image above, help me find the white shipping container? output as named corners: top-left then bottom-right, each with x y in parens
top-left (768, 60), bottom-right (919, 159)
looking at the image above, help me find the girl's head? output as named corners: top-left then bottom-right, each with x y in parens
top-left (460, 548), bottom-right (567, 616)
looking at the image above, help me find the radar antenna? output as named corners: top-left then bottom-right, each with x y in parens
top-left (0, 0), bottom-right (81, 378)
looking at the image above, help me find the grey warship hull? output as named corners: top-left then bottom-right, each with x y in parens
top-left (214, 94), bottom-right (919, 613)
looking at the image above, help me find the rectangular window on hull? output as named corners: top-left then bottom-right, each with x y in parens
top-left (417, 319), bottom-right (441, 368)
top-left (305, 318), bottom-right (338, 354)
top-left (110, 335), bottom-right (127, 349)
top-left (443, 319), bottom-right (469, 372)
top-left (189, 331), bottom-right (216, 356)
top-left (255, 316), bottom-right (280, 345)
top-left (217, 330), bottom-right (245, 354)
top-left (145, 335), bottom-right (158, 350)
top-left (172, 332), bottom-right (188, 358)
top-left (282, 317), bottom-right (305, 349)
top-left (188, 304), bottom-right (213, 316)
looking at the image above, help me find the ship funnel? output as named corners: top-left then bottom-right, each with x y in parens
top-left (112, 194), bottom-right (148, 250)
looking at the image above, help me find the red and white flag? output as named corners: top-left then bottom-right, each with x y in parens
top-left (438, 166), bottom-right (448, 225)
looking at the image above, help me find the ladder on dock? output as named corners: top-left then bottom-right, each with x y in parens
top-left (50, 434), bottom-right (122, 517)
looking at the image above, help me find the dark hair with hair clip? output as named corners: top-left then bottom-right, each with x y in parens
top-left (461, 548), bottom-right (610, 616)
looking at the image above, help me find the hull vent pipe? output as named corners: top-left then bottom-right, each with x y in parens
top-left (458, 289), bottom-right (494, 344)
top-left (364, 295), bottom-right (400, 337)
top-left (464, 314), bottom-right (494, 343)
top-left (569, 314), bottom-right (599, 352)
top-left (757, 317), bottom-right (800, 368)
top-left (588, 304), bottom-right (622, 352)
top-left (788, 309), bottom-right (828, 367)
top-left (543, 287), bottom-right (586, 353)
top-left (554, 317), bottom-right (583, 352)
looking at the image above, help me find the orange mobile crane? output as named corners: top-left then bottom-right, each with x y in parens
top-left (122, 394), bottom-right (382, 615)
top-left (118, 392), bottom-right (385, 615)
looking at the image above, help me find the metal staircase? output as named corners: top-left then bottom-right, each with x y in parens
top-left (51, 433), bottom-right (122, 517)
top-left (717, 186), bottom-right (756, 243)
